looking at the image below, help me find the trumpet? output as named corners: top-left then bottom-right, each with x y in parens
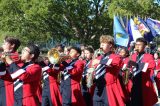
top-left (0, 47), bottom-right (17, 56)
top-left (47, 48), bottom-right (70, 64)
top-left (0, 52), bottom-right (18, 56)
top-left (0, 47), bottom-right (20, 62)
top-left (86, 48), bottom-right (104, 88)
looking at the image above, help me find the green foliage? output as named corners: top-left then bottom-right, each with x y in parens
top-left (108, 0), bottom-right (160, 19)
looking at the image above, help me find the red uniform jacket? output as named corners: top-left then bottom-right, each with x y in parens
top-left (93, 53), bottom-right (125, 106)
top-left (60, 59), bottom-right (86, 106)
top-left (118, 57), bottom-right (131, 103)
top-left (42, 65), bottom-right (62, 106)
top-left (131, 53), bottom-right (158, 106)
top-left (8, 61), bottom-right (42, 106)
top-left (122, 57), bottom-right (132, 93)
top-left (0, 51), bottom-right (22, 106)
top-left (155, 59), bottom-right (160, 90)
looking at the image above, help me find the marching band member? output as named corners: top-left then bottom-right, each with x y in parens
top-left (60, 46), bottom-right (86, 106)
top-left (4, 44), bottom-right (42, 106)
top-left (55, 44), bottom-right (64, 55)
top-left (154, 52), bottom-right (160, 97)
top-left (79, 45), bottom-right (86, 61)
top-left (118, 47), bottom-right (131, 105)
top-left (41, 57), bottom-right (62, 106)
top-left (91, 35), bottom-right (125, 106)
top-left (81, 46), bottom-right (94, 106)
top-left (64, 46), bottom-right (71, 55)
top-left (0, 36), bottom-right (21, 106)
top-left (128, 38), bottom-right (157, 106)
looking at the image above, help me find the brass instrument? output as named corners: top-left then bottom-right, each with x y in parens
top-left (47, 48), bottom-right (70, 64)
top-left (47, 48), bottom-right (70, 83)
top-left (123, 49), bottom-right (137, 85)
top-left (122, 64), bottom-right (130, 85)
top-left (47, 48), bottom-right (60, 64)
top-left (86, 48), bottom-right (104, 88)
top-left (122, 54), bottom-right (133, 85)
top-left (0, 47), bottom-right (19, 62)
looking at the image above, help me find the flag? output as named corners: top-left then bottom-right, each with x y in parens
top-left (134, 17), bottom-right (150, 36)
top-left (128, 19), bottom-right (134, 45)
top-left (150, 18), bottom-right (160, 24)
top-left (113, 16), bottom-right (129, 47)
top-left (138, 18), bottom-right (154, 42)
top-left (129, 18), bottom-right (143, 41)
top-left (146, 18), bottom-right (160, 37)
top-left (119, 16), bottom-right (129, 33)
top-left (119, 16), bottom-right (126, 29)
top-left (124, 16), bottom-right (129, 33)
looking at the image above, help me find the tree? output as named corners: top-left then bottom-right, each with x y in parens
top-left (108, 0), bottom-right (160, 19)
top-left (0, 0), bottom-right (112, 48)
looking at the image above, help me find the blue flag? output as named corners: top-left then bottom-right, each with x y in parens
top-left (146, 18), bottom-right (160, 37)
top-left (114, 16), bottom-right (129, 47)
top-left (138, 18), bottom-right (154, 42)
top-left (128, 18), bottom-right (134, 46)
